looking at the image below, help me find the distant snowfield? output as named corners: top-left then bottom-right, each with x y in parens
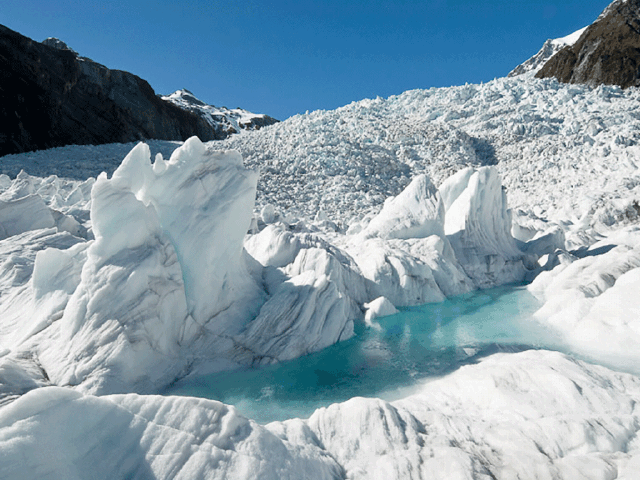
top-left (2, 74), bottom-right (640, 479)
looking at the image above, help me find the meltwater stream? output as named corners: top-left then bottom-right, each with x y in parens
top-left (166, 285), bottom-right (567, 424)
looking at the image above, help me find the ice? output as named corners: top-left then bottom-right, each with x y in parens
top-left (0, 229), bottom-right (84, 359)
top-left (344, 165), bottom-right (529, 304)
top-left (285, 245), bottom-right (368, 306)
top-left (0, 135), bottom-right (541, 393)
top-left (303, 350), bottom-right (640, 480)
top-left (244, 224), bottom-right (301, 268)
top-left (3, 351), bottom-right (640, 480)
top-left (442, 166), bottom-right (533, 288)
top-left (37, 170), bottom-right (194, 393)
top-left (0, 386), bottom-right (342, 480)
top-left (348, 237), bottom-right (449, 305)
top-left (235, 270), bottom-right (356, 363)
top-left (360, 174), bottom-right (445, 240)
top-left (529, 228), bottom-right (640, 373)
top-left (2, 13), bottom-right (640, 476)
top-left (0, 139), bottom-right (270, 394)
top-left (238, 234), bottom-right (367, 363)
top-left (0, 195), bottom-right (54, 239)
top-left (363, 296), bottom-right (398, 327)
top-left (112, 138), bottom-right (263, 327)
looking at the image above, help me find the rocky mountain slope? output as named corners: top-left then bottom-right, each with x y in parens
top-left (536, 0), bottom-right (640, 87)
top-left (0, 25), bottom-right (220, 156)
top-left (0, 25), bottom-right (276, 157)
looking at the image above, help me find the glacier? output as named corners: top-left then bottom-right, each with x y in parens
top-left (1, 136), bottom-right (534, 394)
top-left (3, 351), bottom-right (640, 479)
top-left (2, 59), bottom-right (640, 479)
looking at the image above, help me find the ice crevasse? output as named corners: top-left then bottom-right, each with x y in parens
top-left (0, 137), bottom-right (544, 394)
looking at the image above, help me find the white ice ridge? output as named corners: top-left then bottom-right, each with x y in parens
top-left (0, 138), bottom-right (267, 394)
top-left (3, 350), bottom-right (640, 480)
top-left (32, 138), bottom-right (264, 393)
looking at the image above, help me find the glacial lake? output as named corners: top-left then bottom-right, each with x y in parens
top-left (166, 285), bottom-right (567, 424)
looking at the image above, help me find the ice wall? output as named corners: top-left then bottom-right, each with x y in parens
top-left (111, 138), bottom-right (262, 327)
top-left (345, 166), bottom-right (531, 305)
top-left (441, 166), bottom-right (533, 287)
top-left (346, 173), bottom-right (472, 305)
top-left (34, 138), bottom-right (264, 393)
top-left (240, 226), bottom-right (366, 363)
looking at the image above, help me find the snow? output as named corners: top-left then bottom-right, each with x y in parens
top-left (508, 26), bottom-right (587, 78)
top-left (3, 7), bottom-right (640, 475)
top-left (162, 89), bottom-right (274, 134)
top-left (3, 351), bottom-right (640, 480)
top-left (552, 26), bottom-right (588, 47)
top-left (363, 296), bottom-right (398, 327)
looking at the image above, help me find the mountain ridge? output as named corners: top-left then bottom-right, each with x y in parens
top-left (0, 25), bottom-right (275, 157)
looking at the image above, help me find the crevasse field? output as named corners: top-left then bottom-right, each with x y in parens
top-left (3, 73), bottom-right (640, 479)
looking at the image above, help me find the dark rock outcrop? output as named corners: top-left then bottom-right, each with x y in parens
top-left (0, 24), bottom-right (219, 156)
top-left (536, 0), bottom-right (640, 88)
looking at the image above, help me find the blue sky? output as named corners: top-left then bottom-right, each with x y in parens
top-left (4, 0), bottom-right (609, 120)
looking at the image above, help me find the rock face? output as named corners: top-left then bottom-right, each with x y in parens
top-left (0, 25), bottom-right (219, 156)
top-left (536, 0), bottom-right (640, 88)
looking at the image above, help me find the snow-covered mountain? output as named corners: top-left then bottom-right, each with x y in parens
top-left (162, 89), bottom-right (278, 137)
top-left (508, 26), bottom-right (587, 77)
top-left (3, 0), bottom-right (640, 478)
